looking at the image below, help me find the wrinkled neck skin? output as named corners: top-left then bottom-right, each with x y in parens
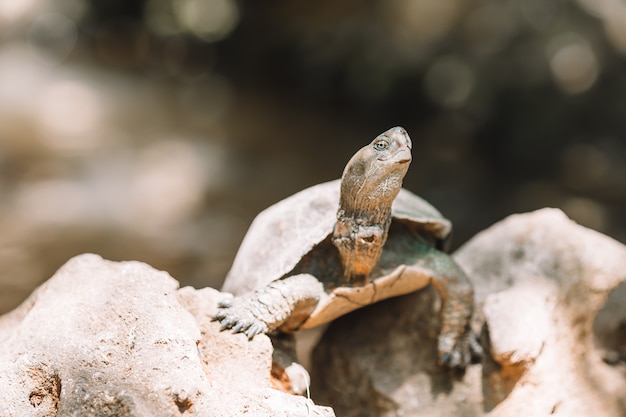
top-left (332, 150), bottom-right (408, 285)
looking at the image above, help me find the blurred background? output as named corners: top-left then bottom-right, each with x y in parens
top-left (0, 0), bottom-right (625, 314)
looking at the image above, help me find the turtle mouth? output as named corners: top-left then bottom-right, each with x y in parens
top-left (379, 148), bottom-right (412, 163)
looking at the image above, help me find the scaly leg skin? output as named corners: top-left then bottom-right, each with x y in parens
top-left (410, 247), bottom-right (480, 369)
top-left (212, 273), bottom-right (325, 339)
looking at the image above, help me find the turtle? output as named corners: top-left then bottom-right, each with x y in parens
top-left (214, 126), bottom-right (476, 369)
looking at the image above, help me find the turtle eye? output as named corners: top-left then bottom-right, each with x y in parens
top-left (372, 139), bottom-right (389, 151)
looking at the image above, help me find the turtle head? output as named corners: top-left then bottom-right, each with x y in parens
top-left (333, 127), bottom-right (412, 283)
top-left (342, 126), bottom-right (412, 187)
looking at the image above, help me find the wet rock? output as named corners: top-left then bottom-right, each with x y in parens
top-left (311, 209), bottom-right (626, 416)
top-left (0, 254), bottom-right (334, 417)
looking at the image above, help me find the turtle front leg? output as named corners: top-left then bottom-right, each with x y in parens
top-left (407, 247), bottom-right (479, 368)
top-left (213, 273), bottom-right (324, 338)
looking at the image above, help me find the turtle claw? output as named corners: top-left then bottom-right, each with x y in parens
top-left (245, 323), bottom-right (268, 339)
top-left (217, 299), bottom-right (233, 308)
top-left (217, 316), bottom-right (235, 330)
top-left (469, 331), bottom-right (484, 363)
top-left (210, 312), bottom-right (224, 323)
top-left (440, 350), bottom-right (465, 369)
top-left (437, 330), bottom-right (480, 369)
top-left (212, 297), bottom-right (271, 339)
top-left (231, 321), bottom-right (246, 333)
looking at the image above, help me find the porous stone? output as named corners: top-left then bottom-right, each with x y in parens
top-left (0, 254), bottom-right (334, 417)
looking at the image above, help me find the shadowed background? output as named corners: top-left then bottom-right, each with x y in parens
top-left (0, 0), bottom-right (625, 314)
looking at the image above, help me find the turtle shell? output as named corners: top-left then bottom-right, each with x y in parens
top-left (222, 179), bottom-right (451, 299)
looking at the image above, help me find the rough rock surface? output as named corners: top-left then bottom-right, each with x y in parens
top-left (311, 209), bottom-right (626, 416)
top-left (0, 254), bottom-right (333, 417)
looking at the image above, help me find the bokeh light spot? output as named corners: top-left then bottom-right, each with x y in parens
top-left (27, 12), bottom-right (77, 65)
top-left (605, 11), bottom-right (626, 53)
top-left (0, 0), bottom-right (38, 23)
top-left (576, 0), bottom-right (626, 54)
top-left (145, 0), bottom-right (182, 36)
top-left (390, 0), bottom-right (460, 45)
top-left (548, 34), bottom-right (599, 94)
top-left (36, 80), bottom-right (104, 150)
top-left (173, 0), bottom-right (239, 42)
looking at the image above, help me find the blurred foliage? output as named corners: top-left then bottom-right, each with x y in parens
top-left (0, 0), bottom-right (625, 313)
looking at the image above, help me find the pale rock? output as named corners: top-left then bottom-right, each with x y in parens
top-left (481, 278), bottom-right (554, 365)
top-left (0, 254), bottom-right (333, 417)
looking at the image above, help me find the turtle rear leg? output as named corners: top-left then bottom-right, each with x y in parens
top-left (405, 246), bottom-right (478, 368)
top-left (212, 273), bottom-right (324, 338)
